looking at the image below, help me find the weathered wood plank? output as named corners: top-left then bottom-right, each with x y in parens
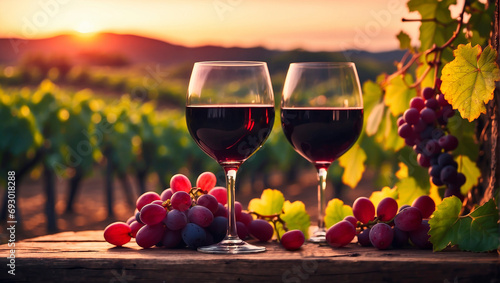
top-left (0, 230), bottom-right (498, 283)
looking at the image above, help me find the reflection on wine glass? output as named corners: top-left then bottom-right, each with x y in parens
top-left (281, 62), bottom-right (364, 243)
top-left (186, 61), bottom-right (275, 254)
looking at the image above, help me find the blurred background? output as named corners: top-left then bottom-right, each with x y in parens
top-left (0, 0), bottom-right (440, 240)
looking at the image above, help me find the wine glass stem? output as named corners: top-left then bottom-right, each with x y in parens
top-left (317, 167), bottom-right (327, 232)
top-left (225, 168), bottom-right (239, 240)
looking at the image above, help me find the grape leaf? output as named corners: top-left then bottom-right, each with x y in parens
top-left (365, 102), bottom-right (385, 136)
top-left (408, 0), bottom-right (457, 51)
top-left (385, 74), bottom-right (417, 116)
top-left (279, 200), bottom-right (310, 238)
top-left (375, 109), bottom-right (405, 151)
top-left (397, 31), bottom-right (412, 51)
top-left (338, 144), bottom-right (366, 188)
top-left (324, 198), bottom-right (353, 228)
top-left (447, 114), bottom-right (479, 161)
top-left (369, 186), bottom-right (398, 208)
top-left (395, 177), bottom-right (427, 206)
top-left (441, 43), bottom-right (500, 121)
top-left (429, 197), bottom-right (499, 252)
top-left (248, 189), bottom-right (285, 216)
top-left (455, 155), bottom-right (481, 195)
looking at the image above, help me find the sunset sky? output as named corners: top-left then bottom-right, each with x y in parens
top-left (0, 0), bottom-right (464, 52)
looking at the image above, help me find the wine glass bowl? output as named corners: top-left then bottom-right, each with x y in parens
top-left (186, 61), bottom-right (275, 253)
top-left (281, 62), bottom-right (364, 243)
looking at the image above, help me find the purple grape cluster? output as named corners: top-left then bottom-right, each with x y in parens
top-left (104, 172), bottom-right (304, 250)
top-left (325, 196), bottom-right (436, 250)
top-left (397, 85), bottom-right (465, 199)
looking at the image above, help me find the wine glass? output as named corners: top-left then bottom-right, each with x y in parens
top-left (280, 62), bottom-right (363, 243)
top-left (186, 61), bottom-right (275, 254)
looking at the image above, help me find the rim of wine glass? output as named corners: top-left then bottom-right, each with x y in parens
top-left (194, 61), bottom-right (268, 67)
top-left (289, 62), bottom-right (356, 68)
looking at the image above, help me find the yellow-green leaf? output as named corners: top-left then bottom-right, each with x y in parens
top-left (456, 155), bottom-right (481, 195)
top-left (385, 74), bottom-right (417, 116)
top-left (441, 43), bottom-right (500, 121)
top-left (365, 102), bottom-right (385, 136)
top-left (279, 200), bottom-right (310, 238)
top-left (248, 189), bottom-right (284, 216)
top-left (369, 186), bottom-right (398, 208)
top-left (395, 177), bottom-right (427, 206)
top-left (324, 198), bottom-right (353, 228)
top-left (397, 31), bottom-right (412, 51)
top-left (338, 144), bottom-right (366, 188)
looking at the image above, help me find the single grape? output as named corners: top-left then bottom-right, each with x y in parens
top-left (424, 140), bottom-right (441, 156)
top-left (136, 192), bottom-right (161, 211)
top-left (135, 211), bottom-right (143, 225)
top-left (455, 172), bottom-right (466, 187)
top-left (188, 205), bottom-right (214, 228)
top-left (403, 108), bottom-right (420, 125)
top-left (437, 93), bottom-right (449, 107)
top-left (238, 212), bottom-right (254, 227)
top-left (103, 222), bottom-right (131, 246)
top-left (248, 219), bottom-right (274, 242)
top-left (197, 194), bottom-right (219, 214)
top-left (440, 165), bottom-right (458, 184)
top-left (398, 123), bottom-right (413, 139)
top-left (161, 229), bottom-right (182, 249)
top-left (181, 223), bottom-right (207, 249)
top-left (397, 116), bottom-right (406, 126)
top-left (325, 220), bottom-right (356, 248)
top-left (214, 203), bottom-right (228, 218)
top-left (352, 197), bottom-right (375, 224)
top-left (369, 223), bottom-right (394, 250)
top-left (236, 221), bottom-right (249, 239)
top-left (405, 137), bottom-right (417, 147)
top-left (281, 230), bottom-right (305, 251)
top-left (357, 228), bottom-right (371, 247)
top-left (422, 87), bottom-right (435, 100)
top-left (444, 187), bottom-right (463, 200)
top-left (398, 204), bottom-right (411, 213)
top-left (209, 186), bottom-right (227, 205)
top-left (140, 203), bottom-right (167, 226)
top-left (160, 188), bottom-right (174, 201)
top-left (170, 174), bottom-right (192, 193)
top-left (136, 224), bottom-right (165, 249)
top-left (409, 220), bottom-right (432, 249)
top-left (129, 221), bottom-right (144, 238)
top-left (431, 176), bottom-right (445, 186)
top-left (441, 104), bottom-right (455, 118)
top-left (376, 197), bottom-right (398, 221)
top-left (425, 98), bottom-right (439, 110)
top-left (343, 215), bottom-right (358, 227)
top-left (170, 191), bottom-right (192, 212)
top-left (392, 227), bottom-right (409, 248)
top-left (420, 107), bottom-right (437, 124)
top-left (196, 172), bottom-right (217, 192)
top-left (411, 195), bottom-right (435, 219)
top-left (412, 119), bottom-right (427, 134)
top-left (417, 153), bottom-right (431, 168)
top-left (208, 216), bottom-right (228, 243)
top-left (428, 165), bottom-right (442, 179)
top-left (164, 209), bottom-right (188, 231)
top-left (438, 135), bottom-right (458, 152)
top-left (225, 201), bottom-right (243, 220)
top-left (409, 97), bottom-right (425, 111)
top-left (126, 216), bottom-right (135, 225)
top-left (394, 207), bottom-right (423, 232)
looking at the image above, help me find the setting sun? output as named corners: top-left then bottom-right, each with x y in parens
top-left (75, 21), bottom-right (97, 34)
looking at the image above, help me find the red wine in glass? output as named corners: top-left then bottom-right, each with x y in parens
top-left (186, 104), bottom-right (275, 167)
top-left (281, 107), bottom-right (363, 169)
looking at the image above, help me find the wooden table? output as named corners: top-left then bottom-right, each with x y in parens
top-left (1, 230), bottom-right (499, 282)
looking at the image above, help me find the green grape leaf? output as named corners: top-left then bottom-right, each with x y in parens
top-left (447, 114), bottom-right (479, 160)
top-left (279, 200), bottom-right (310, 238)
top-left (365, 102), bottom-right (385, 136)
top-left (369, 186), bottom-right (398, 208)
top-left (395, 177), bottom-right (427, 206)
top-left (441, 43), bottom-right (500, 121)
top-left (429, 197), bottom-right (499, 252)
top-left (324, 198), bottom-right (353, 228)
top-left (385, 74), bottom-right (417, 116)
top-left (375, 109), bottom-right (405, 151)
top-left (396, 31), bottom-right (412, 51)
top-left (408, 0), bottom-right (457, 51)
top-left (338, 144), bottom-right (366, 188)
top-left (248, 189), bottom-right (285, 216)
top-left (455, 155), bottom-right (481, 195)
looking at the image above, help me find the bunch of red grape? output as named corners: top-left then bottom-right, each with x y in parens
top-left (103, 172), bottom-right (304, 250)
top-left (326, 195), bottom-right (435, 250)
top-left (397, 85), bottom-right (465, 199)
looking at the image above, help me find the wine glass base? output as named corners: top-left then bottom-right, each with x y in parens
top-left (197, 239), bottom-right (266, 254)
top-left (309, 229), bottom-right (326, 243)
